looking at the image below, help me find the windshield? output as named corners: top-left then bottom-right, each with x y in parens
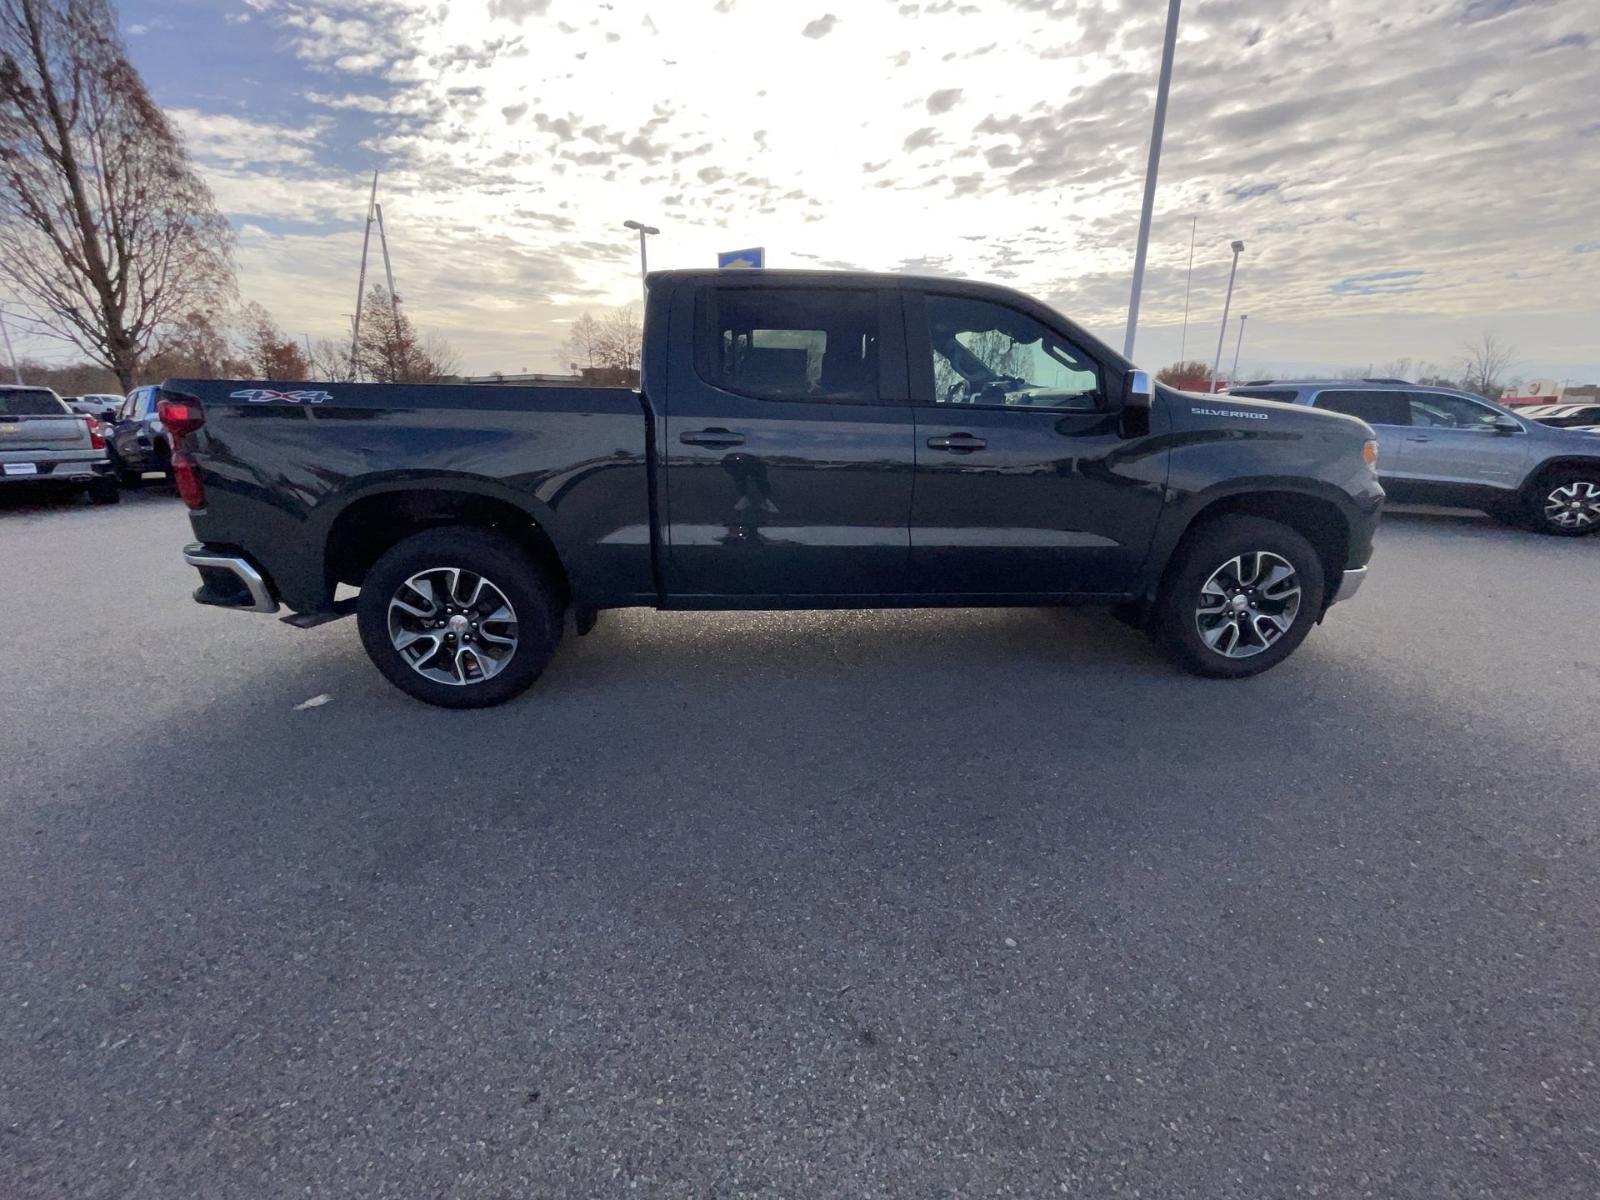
top-left (0, 388), bottom-right (67, 416)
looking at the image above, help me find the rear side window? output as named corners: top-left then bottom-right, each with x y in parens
top-left (697, 287), bottom-right (879, 404)
top-left (1228, 388), bottom-right (1298, 403)
top-left (1312, 390), bottom-right (1409, 426)
top-left (0, 388), bottom-right (67, 416)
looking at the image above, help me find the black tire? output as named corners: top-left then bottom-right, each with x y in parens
top-left (86, 477), bottom-right (120, 505)
top-left (1150, 515), bottom-right (1326, 679)
top-left (356, 526), bottom-right (564, 708)
top-left (1525, 467), bottom-right (1600, 537)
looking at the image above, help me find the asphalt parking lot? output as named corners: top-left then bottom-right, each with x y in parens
top-left (3, 488), bottom-right (1598, 1198)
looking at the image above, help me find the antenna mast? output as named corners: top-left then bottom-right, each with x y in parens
top-left (348, 170), bottom-right (379, 381)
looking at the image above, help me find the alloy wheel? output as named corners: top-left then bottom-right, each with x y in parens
top-left (387, 566), bottom-right (519, 685)
top-left (1194, 551), bottom-right (1302, 660)
top-left (1543, 480), bottom-right (1600, 530)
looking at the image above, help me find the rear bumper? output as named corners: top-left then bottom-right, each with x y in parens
top-left (1328, 565), bottom-right (1368, 606)
top-left (0, 454), bottom-right (113, 484)
top-left (182, 544), bottom-right (280, 614)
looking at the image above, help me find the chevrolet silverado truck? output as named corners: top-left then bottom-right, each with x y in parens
top-left (164, 270), bottom-right (1383, 708)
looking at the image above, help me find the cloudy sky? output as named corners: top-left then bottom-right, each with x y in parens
top-left (100, 0), bottom-right (1598, 380)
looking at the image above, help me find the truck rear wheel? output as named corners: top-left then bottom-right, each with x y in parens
top-left (356, 526), bottom-right (564, 708)
top-left (1150, 515), bottom-right (1326, 679)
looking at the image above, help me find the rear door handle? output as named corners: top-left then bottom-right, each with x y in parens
top-left (926, 433), bottom-right (987, 452)
top-left (679, 428), bottom-right (745, 448)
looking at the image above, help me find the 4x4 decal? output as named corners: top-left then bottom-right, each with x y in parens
top-left (229, 388), bottom-right (332, 405)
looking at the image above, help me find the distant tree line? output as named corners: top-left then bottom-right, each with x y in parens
top-left (1157, 331), bottom-right (1520, 398)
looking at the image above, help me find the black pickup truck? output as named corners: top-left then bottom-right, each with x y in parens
top-left (165, 270), bottom-right (1382, 707)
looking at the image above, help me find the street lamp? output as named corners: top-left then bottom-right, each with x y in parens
top-left (1229, 313), bottom-right (1248, 388)
top-left (622, 219), bottom-right (659, 308)
top-left (1210, 239), bottom-right (1245, 393)
top-left (1121, 0), bottom-right (1182, 359)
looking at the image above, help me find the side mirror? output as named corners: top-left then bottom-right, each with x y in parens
top-left (1491, 416), bottom-right (1521, 435)
top-left (1121, 370), bottom-right (1153, 437)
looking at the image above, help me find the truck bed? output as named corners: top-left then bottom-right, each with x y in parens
top-left (166, 379), bottom-right (656, 614)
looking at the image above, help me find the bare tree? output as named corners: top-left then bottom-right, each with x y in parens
top-left (355, 284), bottom-right (455, 383)
top-left (142, 310), bottom-right (246, 381)
top-left (420, 331), bottom-right (458, 381)
top-left (1459, 331), bottom-right (1514, 399)
top-left (567, 311), bottom-right (602, 371)
top-left (308, 336), bottom-right (355, 382)
top-left (238, 301), bottom-right (308, 380)
top-left (595, 303), bottom-right (642, 374)
top-left (0, 0), bottom-right (235, 389)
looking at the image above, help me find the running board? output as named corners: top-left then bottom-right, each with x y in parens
top-left (280, 597), bottom-right (358, 628)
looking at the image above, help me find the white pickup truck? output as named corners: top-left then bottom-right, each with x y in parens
top-left (0, 385), bottom-right (119, 505)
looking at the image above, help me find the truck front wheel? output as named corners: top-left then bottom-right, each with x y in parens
top-left (356, 526), bottom-right (564, 708)
top-left (1150, 515), bottom-right (1326, 679)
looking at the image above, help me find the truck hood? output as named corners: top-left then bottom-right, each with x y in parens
top-left (1161, 385), bottom-right (1375, 441)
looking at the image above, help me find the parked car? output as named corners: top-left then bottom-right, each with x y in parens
top-left (1226, 380), bottom-right (1600, 536)
top-left (1511, 402), bottom-right (1600, 430)
top-left (0, 385), bottom-right (119, 504)
top-left (64, 392), bottom-right (125, 421)
top-left (106, 384), bottom-right (172, 485)
top-left (166, 269), bottom-right (1383, 707)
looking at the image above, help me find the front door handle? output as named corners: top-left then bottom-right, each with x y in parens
top-left (679, 428), bottom-right (746, 448)
top-left (926, 433), bottom-right (987, 452)
top-left (1406, 434), bottom-right (1431, 442)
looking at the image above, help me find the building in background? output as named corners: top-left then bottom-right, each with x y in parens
top-left (1501, 379), bottom-right (1600, 406)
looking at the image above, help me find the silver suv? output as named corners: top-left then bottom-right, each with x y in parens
top-left (1226, 380), bottom-right (1600, 536)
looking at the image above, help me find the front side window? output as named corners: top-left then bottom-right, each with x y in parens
top-left (1408, 392), bottom-right (1505, 431)
top-left (1312, 390), bottom-right (1409, 426)
top-left (924, 294), bottom-right (1099, 411)
top-left (698, 287), bottom-right (878, 403)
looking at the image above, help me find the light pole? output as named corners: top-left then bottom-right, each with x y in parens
top-left (1122, 0), bottom-right (1182, 360)
top-left (1229, 313), bottom-right (1248, 388)
top-left (1210, 239), bottom-right (1244, 393)
top-left (622, 219), bottom-right (659, 308)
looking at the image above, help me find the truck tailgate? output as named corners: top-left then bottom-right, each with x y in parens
top-left (0, 414), bottom-right (90, 452)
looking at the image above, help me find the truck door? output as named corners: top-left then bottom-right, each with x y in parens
top-left (905, 290), bottom-right (1165, 595)
top-left (661, 282), bottom-right (915, 596)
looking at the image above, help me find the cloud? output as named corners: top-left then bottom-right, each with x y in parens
top-left (143, 0), bottom-right (1600, 379)
top-left (1459, 0), bottom-right (1538, 24)
top-left (1227, 182), bottom-right (1280, 200)
top-left (487, 0), bottom-right (551, 21)
top-left (170, 109), bottom-right (326, 166)
top-left (1330, 270), bottom-right (1426, 296)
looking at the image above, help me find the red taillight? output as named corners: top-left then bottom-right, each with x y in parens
top-left (158, 397), bottom-right (204, 441)
top-left (84, 416), bottom-right (105, 449)
top-left (172, 450), bottom-right (205, 509)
